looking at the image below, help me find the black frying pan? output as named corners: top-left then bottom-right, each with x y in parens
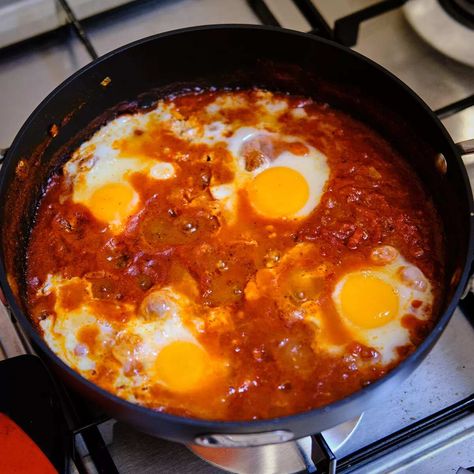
top-left (0, 25), bottom-right (473, 448)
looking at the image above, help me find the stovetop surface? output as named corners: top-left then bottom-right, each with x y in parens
top-left (0, 1), bottom-right (473, 473)
top-left (1, 0), bottom-right (473, 148)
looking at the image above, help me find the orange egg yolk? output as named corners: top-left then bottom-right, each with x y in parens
top-left (89, 182), bottom-right (137, 226)
top-left (340, 274), bottom-right (399, 329)
top-left (154, 341), bottom-right (208, 393)
top-left (248, 166), bottom-right (309, 218)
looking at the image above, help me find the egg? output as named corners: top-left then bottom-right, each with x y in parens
top-left (65, 109), bottom-right (177, 234)
top-left (244, 243), bottom-right (328, 317)
top-left (122, 287), bottom-right (226, 394)
top-left (38, 275), bottom-right (119, 372)
top-left (244, 243), bottom-right (433, 363)
top-left (38, 276), bottom-right (226, 395)
top-left (332, 245), bottom-right (433, 363)
top-left (244, 244), bottom-right (348, 356)
top-left (209, 127), bottom-right (329, 221)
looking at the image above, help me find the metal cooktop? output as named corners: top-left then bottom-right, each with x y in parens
top-left (0, 1), bottom-right (473, 473)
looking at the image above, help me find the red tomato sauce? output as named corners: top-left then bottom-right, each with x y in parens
top-left (25, 89), bottom-right (444, 420)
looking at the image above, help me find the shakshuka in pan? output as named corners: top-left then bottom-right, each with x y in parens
top-left (25, 89), bottom-right (444, 421)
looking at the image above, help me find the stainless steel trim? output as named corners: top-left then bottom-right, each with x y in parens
top-left (435, 152), bottom-right (448, 174)
top-left (0, 147), bottom-right (7, 163)
top-left (194, 430), bottom-right (294, 448)
top-left (461, 277), bottom-right (474, 299)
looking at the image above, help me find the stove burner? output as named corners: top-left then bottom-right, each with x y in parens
top-left (404, 0), bottom-right (474, 67)
top-left (439, 0), bottom-right (474, 29)
top-left (188, 414), bottom-right (363, 474)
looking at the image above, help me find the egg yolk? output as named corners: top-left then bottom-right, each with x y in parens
top-left (340, 274), bottom-right (399, 329)
top-left (154, 341), bottom-right (207, 393)
top-left (248, 166), bottom-right (309, 218)
top-left (89, 182), bottom-right (136, 225)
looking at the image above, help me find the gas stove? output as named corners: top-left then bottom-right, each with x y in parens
top-left (0, 1), bottom-right (473, 473)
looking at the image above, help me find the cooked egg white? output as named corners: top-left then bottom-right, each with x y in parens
top-left (38, 275), bottom-right (120, 371)
top-left (205, 90), bottom-right (288, 124)
top-left (245, 243), bottom-right (345, 355)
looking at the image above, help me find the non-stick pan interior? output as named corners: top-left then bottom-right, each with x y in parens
top-left (1, 25), bottom-right (471, 333)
